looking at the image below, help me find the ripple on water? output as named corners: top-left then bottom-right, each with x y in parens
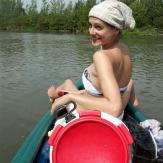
top-left (0, 32), bottom-right (163, 162)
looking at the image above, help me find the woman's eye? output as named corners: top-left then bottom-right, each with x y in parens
top-left (88, 23), bottom-right (102, 30)
top-left (95, 26), bottom-right (102, 30)
top-left (88, 23), bottom-right (92, 28)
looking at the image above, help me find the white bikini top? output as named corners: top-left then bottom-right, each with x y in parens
top-left (82, 69), bottom-right (102, 96)
top-left (82, 69), bottom-right (127, 96)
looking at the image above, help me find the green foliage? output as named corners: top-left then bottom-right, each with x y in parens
top-left (25, 0), bottom-right (38, 28)
top-left (130, 1), bottom-right (148, 27)
top-left (153, 16), bottom-right (163, 29)
top-left (50, 0), bottom-right (65, 14)
top-left (130, 0), bottom-right (163, 28)
top-left (37, 0), bottom-right (49, 30)
top-left (0, 0), bottom-right (25, 29)
top-left (120, 0), bottom-right (135, 6)
top-left (64, 1), bottom-right (76, 32)
top-left (0, 0), bottom-right (162, 33)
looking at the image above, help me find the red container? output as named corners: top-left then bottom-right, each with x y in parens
top-left (48, 110), bottom-right (133, 163)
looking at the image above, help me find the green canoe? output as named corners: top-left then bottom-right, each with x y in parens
top-left (11, 80), bottom-right (146, 163)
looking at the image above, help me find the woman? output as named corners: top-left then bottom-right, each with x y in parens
top-left (48, 0), bottom-right (139, 119)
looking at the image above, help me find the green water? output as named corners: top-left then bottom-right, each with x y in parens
top-left (0, 31), bottom-right (162, 162)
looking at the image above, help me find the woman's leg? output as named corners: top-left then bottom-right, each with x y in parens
top-left (47, 79), bottom-right (79, 102)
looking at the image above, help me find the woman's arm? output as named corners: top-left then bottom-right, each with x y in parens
top-left (51, 93), bottom-right (119, 116)
top-left (92, 51), bottom-right (123, 115)
top-left (51, 51), bottom-right (130, 117)
top-left (51, 85), bottom-right (132, 116)
top-left (129, 83), bottom-right (140, 106)
top-left (122, 79), bottom-right (134, 109)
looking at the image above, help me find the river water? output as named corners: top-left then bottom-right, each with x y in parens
top-left (0, 31), bottom-right (162, 162)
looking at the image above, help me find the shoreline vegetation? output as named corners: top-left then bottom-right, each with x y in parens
top-left (1, 26), bottom-right (162, 37)
top-left (0, 0), bottom-right (163, 36)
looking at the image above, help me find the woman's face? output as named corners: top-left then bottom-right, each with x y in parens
top-left (89, 17), bottom-right (119, 49)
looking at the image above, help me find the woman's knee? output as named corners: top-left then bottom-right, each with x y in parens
top-left (64, 79), bottom-right (74, 86)
top-left (63, 79), bottom-right (77, 90)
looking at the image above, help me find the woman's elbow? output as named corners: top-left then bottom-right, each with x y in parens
top-left (132, 98), bottom-right (140, 107)
top-left (111, 102), bottom-right (123, 117)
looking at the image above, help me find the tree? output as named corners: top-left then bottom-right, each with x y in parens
top-left (64, 1), bottom-right (76, 32)
top-left (25, 0), bottom-right (38, 28)
top-left (50, 0), bottom-right (65, 14)
top-left (120, 0), bottom-right (135, 6)
top-left (0, 0), bottom-right (25, 29)
top-left (130, 1), bottom-right (148, 27)
top-left (73, 0), bottom-right (87, 32)
top-left (0, 0), bottom-right (162, 32)
top-left (37, 0), bottom-right (50, 30)
top-left (131, 0), bottom-right (163, 28)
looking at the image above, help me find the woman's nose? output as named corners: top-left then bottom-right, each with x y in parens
top-left (89, 27), bottom-right (95, 35)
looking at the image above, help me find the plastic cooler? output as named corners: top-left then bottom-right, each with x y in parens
top-left (48, 110), bottom-right (134, 163)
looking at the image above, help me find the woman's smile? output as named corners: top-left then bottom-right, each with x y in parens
top-left (92, 36), bottom-right (101, 42)
top-left (89, 17), bottom-right (119, 48)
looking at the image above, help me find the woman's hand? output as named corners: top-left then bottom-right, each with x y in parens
top-left (50, 90), bottom-right (85, 114)
top-left (51, 94), bottom-right (71, 114)
top-left (47, 85), bottom-right (57, 103)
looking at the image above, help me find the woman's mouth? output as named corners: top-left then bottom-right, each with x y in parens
top-left (92, 37), bottom-right (100, 42)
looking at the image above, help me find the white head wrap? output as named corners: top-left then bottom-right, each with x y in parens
top-left (89, 0), bottom-right (135, 30)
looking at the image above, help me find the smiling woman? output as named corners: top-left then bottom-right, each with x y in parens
top-left (88, 17), bottom-right (121, 49)
top-left (47, 0), bottom-right (139, 119)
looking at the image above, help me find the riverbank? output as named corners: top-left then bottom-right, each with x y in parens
top-left (124, 27), bottom-right (163, 36)
top-left (1, 26), bottom-right (163, 37)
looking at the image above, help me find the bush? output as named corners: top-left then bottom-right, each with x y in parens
top-left (153, 16), bottom-right (163, 29)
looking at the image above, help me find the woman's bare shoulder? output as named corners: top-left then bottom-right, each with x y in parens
top-left (119, 42), bottom-right (131, 55)
top-left (93, 49), bottom-right (114, 58)
top-left (93, 50), bottom-right (120, 70)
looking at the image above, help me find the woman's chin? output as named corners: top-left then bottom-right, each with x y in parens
top-left (91, 41), bottom-right (101, 47)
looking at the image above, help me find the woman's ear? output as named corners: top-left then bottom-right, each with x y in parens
top-left (114, 28), bottom-right (120, 35)
top-left (114, 28), bottom-right (121, 38)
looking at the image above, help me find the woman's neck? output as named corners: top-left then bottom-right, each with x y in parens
top-left (102, 33), bottom-right (121, 50)
top-left (102, 40), bottom-right (120, 50)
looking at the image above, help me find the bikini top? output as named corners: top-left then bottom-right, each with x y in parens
top-left (82, 69), bottom-right (127, 96)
